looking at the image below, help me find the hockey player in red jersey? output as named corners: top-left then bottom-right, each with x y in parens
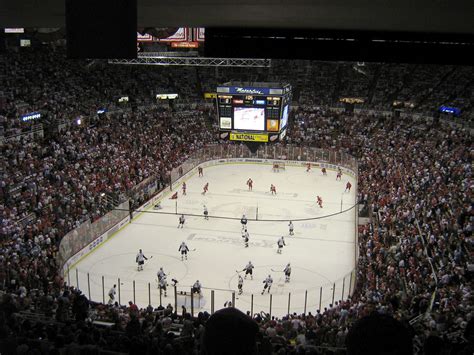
top-left (270, 184), bottom-right (277, 195)
top-left (202, 183), bottom-right (209, 195)
top-left (345, 181), bottom-right (352, 192)
top-left (306, 163), bottom-right (311, 172)
top-left (322, 167), bottom-right (327, 176)
top-left (247, 178), bottom-right (253, 191)
top-left (317, 195), bottom-right (323, 208)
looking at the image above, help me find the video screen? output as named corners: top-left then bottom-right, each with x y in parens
top-left (233, 107), bottom-right (265, 131)
top-left (281, 105), bottom-right (289, 129)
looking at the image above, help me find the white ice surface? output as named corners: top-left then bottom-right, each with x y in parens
top-left (69, 163), bottom-right (356, 317)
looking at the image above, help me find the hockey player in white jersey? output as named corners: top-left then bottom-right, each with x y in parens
top-left (192, 280), bottom-right (202, 294)
top-left (241, 214), bottom-right (248, 231)
top-left (179, 241), bottom-right (190, 260)
top-left (136, 249), bottom-right (148, 271)
top-left (108, 284), bottom-right (117, 305)
top-left (242, 228), bottom-right (249, 248)
top-left (288, 221), bottom-right (294, 236)
top-left (159, 275), bottom-right (168, 297)
top-left (242, 261), bottom-right (254, 279)
top-left (237, 274), bottom-right (244, 295)
top-left (178, 214), bottom-right (185, 228)
top-left (277, 236), bottom-right (286, 254)
top-left (157, 267), bottom-right (166, 283)
top-left (283, 263), bottom-right (292, 282)
top-left (261, 275), bottom-right (273, 295)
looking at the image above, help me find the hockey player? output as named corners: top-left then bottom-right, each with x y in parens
top-left (270, 184), bottom-right (277, 195)
top-left (283, 263), bottom-right (292, 282)
top-left (157, 267), bottom-right (166, 283)
top-left (202, 182), bottom-right (209, 195)
top-left (136, 249), bottom-right (148, 271)
top-left (243, 261), bottom-right (254, 279)
top-left (238, 274), bottom-right (244, 295)
top-left (336, 168), bottom-right (342, 181)
top-left (247, 178), bottom-right (253, 191)
top-left (306, 163), bottom-right (311, 172)
top-left (192, 280), bottom-right (202, 294)
top-left (241, 214), bottom-right (248, 231)
top-left (322, 167), bottom-right (327, 176)
top-left (198, 166), bottom-right (203, 177)
top-left (203, 205), bottom-right (209, 220)
top-left (159, 276), bottom-right (168, 297)
top-left (182, 182), bottom-right (187, 195)
top-left (108, 284), bottom-right (117, 305)
top-left (179, 241), bottom-right (189, 260)
top-left (288, 221), bottom-right (294, 236)
top-left (261, 275), bottom-right (273, 295)
top-left (317, 196), bottom-right (323, 208)
top-left (345, 181), bottom-right (352, 192)
top-left (277, 236), bottom-right (286, 254)
top-left (242, 229), bottom-right (249, 248)
top-left (178, 214), bottom-right (185, 228)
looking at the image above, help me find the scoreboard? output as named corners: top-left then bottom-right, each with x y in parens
top-left (216, 83), bottom-right (291, 142)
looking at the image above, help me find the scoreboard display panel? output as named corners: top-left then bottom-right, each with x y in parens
top-left (216, 83), bottom-right (291, 142)
top-left (233, 106), bottom-right (265, 131)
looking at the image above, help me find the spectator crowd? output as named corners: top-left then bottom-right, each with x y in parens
top-left (0, 43), bottom-right (473, 354)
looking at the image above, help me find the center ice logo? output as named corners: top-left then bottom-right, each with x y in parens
top-left (187, 233), bottom-right (274, 248)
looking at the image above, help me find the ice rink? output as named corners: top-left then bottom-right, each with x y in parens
top-left (68, 163), bottom-right (357, 317)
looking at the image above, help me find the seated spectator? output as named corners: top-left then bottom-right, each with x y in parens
top-left (202, 307), bottom-right (259, 355)
top-left (345, 313), bottom-right (413, 355)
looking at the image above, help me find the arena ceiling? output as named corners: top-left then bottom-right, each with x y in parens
top-left (1, 0), bottom-right (473, 34)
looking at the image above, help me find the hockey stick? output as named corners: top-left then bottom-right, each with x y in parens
top-left (271, 268), bottom-right (284, 272)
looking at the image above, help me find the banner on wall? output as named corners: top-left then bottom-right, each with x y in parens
top-left (230, 133), bottom-right (269, 142)
top-left (171, 41), bottom-right (199, 48)
top-left (137, 28), bottom-right (189, 42)
top-left (20, 112), bottom-right (41, 122)
top-left (194, 28), bottom-right (205, 42)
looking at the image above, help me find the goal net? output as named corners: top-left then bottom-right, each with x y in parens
top-left (272, 162), bottom-right (286, 172)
